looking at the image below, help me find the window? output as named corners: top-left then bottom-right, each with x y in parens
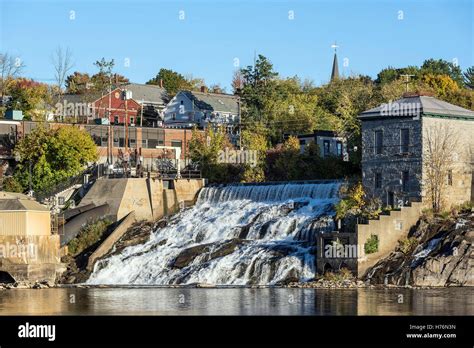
top-left (448, 170), bottom-right (453, 186)
top-left (336, 141), bottom-right (343, 157)
top-left (130, 117), bottom-right (134, 125)
top-left (101, 137), bottom-right (108, 147)
top-left (400, 128), bottom-right (409, 153)
top-left (323, 140), bottom-right (330, 157)
top-left (299, 139), bottom-right (306, 145)
top-left (172, 113), bottom-right (176, 120)
top-left (114, 116), bottom-right (119, 125)
top-left (375, 130), bottom-right (383, 155)
top-left (171, 140), bottom-right (182, 148)
top-left (375, 173), bottom-right (382, 189)
top-left (402, 171), bottom-right (409, 191)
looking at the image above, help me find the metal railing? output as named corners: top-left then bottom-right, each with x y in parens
top-left (33, 165), bottom-right (96, 202)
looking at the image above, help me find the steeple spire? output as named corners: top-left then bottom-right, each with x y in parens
top-left (330, 42), bottom-right (339, 81)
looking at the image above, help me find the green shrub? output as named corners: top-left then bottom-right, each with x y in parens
top-left (67, 219), bottom-right (111, 256)
top-left (364, 234), bottom-right (379, 254)
top-left (2, 176), bottom-right (24, 193)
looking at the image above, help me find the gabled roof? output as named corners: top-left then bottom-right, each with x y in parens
top-left (180, 91), bottom-right (239, 114)
top-left (123, 83), bottom-right (169, 106)
top-left (0, 192), bottom-right (49, 211)
top-left (359, 95), bottom-right (474, 120)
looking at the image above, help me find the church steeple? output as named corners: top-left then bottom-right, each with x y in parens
top-left (330, 42), bottom-right (339, 81)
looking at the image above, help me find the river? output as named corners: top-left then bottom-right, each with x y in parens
top-left (0, 287), bottom-right (472, 315)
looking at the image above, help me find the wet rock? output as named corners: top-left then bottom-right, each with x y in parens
top-left (172, 238), bottom-right (245, 269)
top-left (365, 212), bottom-right (474, 287)
top-left (156, 219), bottom-right (168, 229)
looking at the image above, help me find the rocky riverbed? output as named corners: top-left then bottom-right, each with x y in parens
top-left (365, 209), bottom-right (473, 287)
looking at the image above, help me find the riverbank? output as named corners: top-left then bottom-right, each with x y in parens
top-left (2, 279), bottom-right (470, 290)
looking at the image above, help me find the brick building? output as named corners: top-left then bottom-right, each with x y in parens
top-left (0, 120), bottom-right (199, 172)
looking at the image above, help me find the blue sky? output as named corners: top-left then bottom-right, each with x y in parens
top-left (1, 0), bottom-right (472, 90)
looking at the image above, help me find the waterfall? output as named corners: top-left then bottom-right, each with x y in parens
top-left (87, 182), bottom-right (341, 286)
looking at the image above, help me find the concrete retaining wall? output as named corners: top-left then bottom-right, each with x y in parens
top-left (78, 178), bottom-right (205, 222)
top-left (0, 234), bottom-right (62, 283)
top-left (356, 201), bottom-right (423, 277)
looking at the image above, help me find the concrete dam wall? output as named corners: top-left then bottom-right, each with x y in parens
top-left (78, 178), bottom-right (206, 222)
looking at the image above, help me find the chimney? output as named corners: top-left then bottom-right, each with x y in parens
top-left (200, 86), bottom-right (207, 93)
top-left (159, 79), bottom-right (163, 88)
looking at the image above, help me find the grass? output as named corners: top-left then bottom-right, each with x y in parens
top-left (67, 219), bottom-right (112, 256)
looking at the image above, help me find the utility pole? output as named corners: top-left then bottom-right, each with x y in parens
top-left (124, 92), bottom-right (128, 153)
top-left (238, 98), bottom-right (242, 149)
top-left (140, 98), bottom-right (144, 127)
top-left (400, 74), bottom-right (415, 93)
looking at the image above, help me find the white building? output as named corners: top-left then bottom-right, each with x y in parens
top-left (164, 88), bottom-right (240, 131)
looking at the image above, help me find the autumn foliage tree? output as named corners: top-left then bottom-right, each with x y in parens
top-left (12, 126), bottom-right (98, 193)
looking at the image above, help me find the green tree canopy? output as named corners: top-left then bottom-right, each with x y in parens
top-left (463, 66), bottom-right (474, 89)
top-left (420, 59), bottom-right (464, 86)
top-left (146, 68), bottom-right (192, 96)
top-left (13, 126), bottom-right (98, 192)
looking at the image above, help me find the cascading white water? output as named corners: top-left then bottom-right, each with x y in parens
top-left (87, 182), bottom-right (341, 285)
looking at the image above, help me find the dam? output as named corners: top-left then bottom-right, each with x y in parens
top-left (87, 182), bottom-right (341, 285)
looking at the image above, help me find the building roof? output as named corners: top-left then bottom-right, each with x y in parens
top-left (181, 91), bottom-right (239, 114)
top-left (123, 83), bottom-right (169, 106)
top-left (0, 192), bottom-right (49, 211)
top-left (359, 95), bottom-right (474, 120)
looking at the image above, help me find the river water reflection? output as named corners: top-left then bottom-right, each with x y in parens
top-left (0, 287), bottom-right (472, 315)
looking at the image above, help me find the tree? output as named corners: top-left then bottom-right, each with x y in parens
top-left (420, 59), bottom-right (464, 86)
top-left (239, 55), bottom-right (278, 122)
top-left (463, 66), bottom-right (474, 89)
top-left (240, 124), bottom-right (268, 182)
top-left (209, 83), bottom-right (225, 94)
top-left (375, 66), bottom-right (419, 85)
top-left (51, 47), bottom-right (74, 100)
top-left (146, 68), bottom-right (191, 96)
top-left (13, 126), bottom-right (98, 192)
top-left (8, 78), bottom-right (51, 120)
top-left (421, 74), bottom-right (459, 97)
top-left (422, 123), bottom-right (460, 212)
top-left (92, 58), bottom-right (115, 95)
top-left (0, 52), bottom-right (25, 99)
top-left (65, 72), bottom-right (91, 94)
top-left (231, 69), bottom-right (244, 94)
top-left (272, 136), bottom-right (301, 181)
top-left (188, 126), bottom-right (235, 182)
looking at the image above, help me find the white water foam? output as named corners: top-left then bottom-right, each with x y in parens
top-left (87, 182), bottom-right (341, 285)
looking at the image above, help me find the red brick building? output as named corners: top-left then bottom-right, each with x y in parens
top-left (94, 88), bottom-right (141, 125)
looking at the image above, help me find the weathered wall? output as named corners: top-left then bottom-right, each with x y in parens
top-left (174, 178), bottom-right (206, 205)
top-left (0, 211), bottom-right (51, 236)
top-left (356, 202), bottom-right (423, 277)
top-left (0, 234), bottom-right (62, 282)
top-left (421, 116), bottom-right (474, 209)
top-left (78, 177), bottom-right (205, 222)
top-left (361, 117), bottom-right (423, 205)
